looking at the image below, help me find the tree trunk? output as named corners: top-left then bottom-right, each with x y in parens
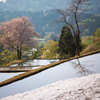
top-left (19, 48), bottom-right (22, 59)
top-left (76, 38), bottom-right (79, 56)
top-left (17, 49), bottom-right (19, 59)
top-left (17, 48), bottom-right (22, 59)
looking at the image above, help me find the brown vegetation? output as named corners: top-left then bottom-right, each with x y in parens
top-left (81, 42), bottom-right (100, 54)
top-left (5, 59), bottom-right (28, 66)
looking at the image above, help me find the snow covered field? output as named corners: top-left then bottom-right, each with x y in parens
top-left (1, 73), bottom-right (100, 100)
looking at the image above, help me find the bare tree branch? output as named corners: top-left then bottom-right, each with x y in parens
top-left (55, 0), bottom-right (90, 56)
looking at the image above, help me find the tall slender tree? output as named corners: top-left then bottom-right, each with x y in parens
top-left (56, 0), bottom-right (90, 56)
top-left (0, 16), bottom-right (39, 59)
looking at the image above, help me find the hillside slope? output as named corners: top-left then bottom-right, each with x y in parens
top-left (0, 0), bottom-right (70, 11)
top-left (0, 0), bottom-right (99, 14)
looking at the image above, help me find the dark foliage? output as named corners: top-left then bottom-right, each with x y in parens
top-left (58, 26), bottom-right (76, 58)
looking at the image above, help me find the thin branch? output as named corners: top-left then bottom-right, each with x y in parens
top-left (78, 20), bottom-right (88, 28)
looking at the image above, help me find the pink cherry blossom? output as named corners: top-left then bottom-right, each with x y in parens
top-left (0, 16), bottom-right (40, 59)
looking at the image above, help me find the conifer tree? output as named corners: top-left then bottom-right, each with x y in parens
top-left (58, 26), bottom-right (76, 58)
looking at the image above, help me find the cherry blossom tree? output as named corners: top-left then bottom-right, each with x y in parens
top-left (0, 16), bottom-right (40, 59)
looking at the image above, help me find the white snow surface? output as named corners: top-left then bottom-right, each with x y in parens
top-left (1, 73), bottom-right (100, 100)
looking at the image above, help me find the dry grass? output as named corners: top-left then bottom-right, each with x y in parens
top-left (0, 49), bottom-right (100, 87)
top-left (5, 59), bottom-right (28, 66)
top-left (81, 41), bottom-right (100, 54)
top-left (0, 70), bottom-right (30, 73)
top-left (0, 65), bottom-right (41, 73)
top-left (85, 98), bottom-right (92, 100)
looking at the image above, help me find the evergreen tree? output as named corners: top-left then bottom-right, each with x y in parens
top-left (58, 26), bottom-right (76, 58)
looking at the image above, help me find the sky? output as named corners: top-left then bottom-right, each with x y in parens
top-left (0, 0), bottom-right (6, 3)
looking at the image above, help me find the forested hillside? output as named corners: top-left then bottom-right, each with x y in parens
top-left (0, 0), bottom-right (70, 11)
top-left (0, 0), bottom-right (100, 15)
top-left (0, 9), bottom-right (100, 37)
top-left (0, 0), bottom-right (100, 37)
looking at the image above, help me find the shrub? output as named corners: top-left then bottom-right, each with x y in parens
top-left (81, 41), bottom-right (100, 54)
top-left (93, 37), bottom-right (100, 43)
